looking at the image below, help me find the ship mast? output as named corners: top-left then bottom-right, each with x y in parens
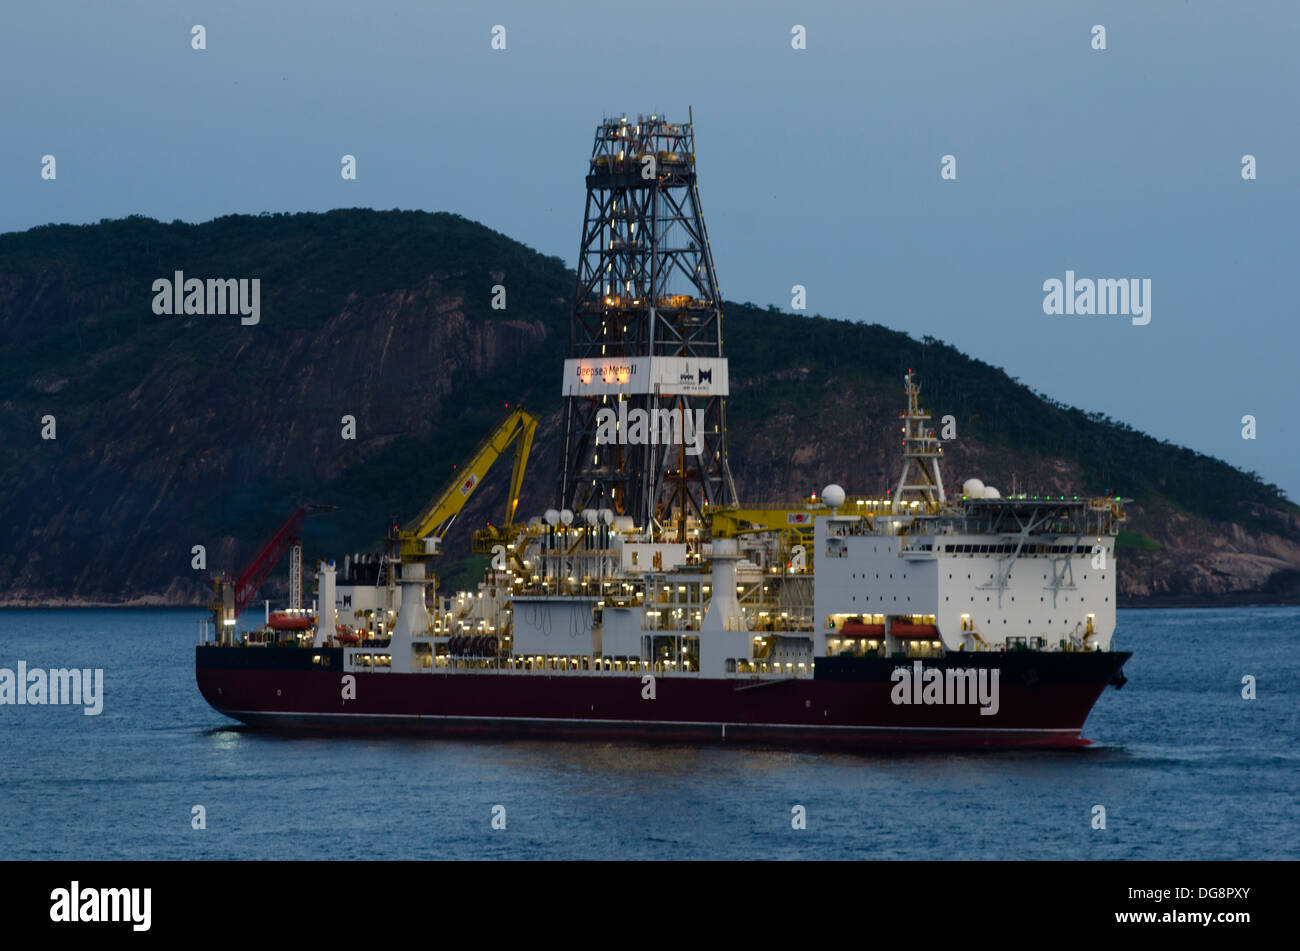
top-left (891, 371), bottom-right (946, 514)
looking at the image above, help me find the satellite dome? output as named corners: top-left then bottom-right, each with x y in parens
top-left (543, 509), bottom-right (560, 526)
top-left (559, 508), bottom-right (574, 526)
top-left (821, 484), bottom-right (846, 509)
top-left (984, 486), bottom-right (1001, 500)
top-left (962, 478), bottom-right (985, 499)
top-left (599, 508), bottom-right (614, 526)
top-left (581, 508), bottom-right (598, 526)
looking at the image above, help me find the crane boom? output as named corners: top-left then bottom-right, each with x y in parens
top-left (210, 503), bottom-right (334, 641)
top-left (227, 503), bottom-right (335, 616)
top-left (392, 407), bottom-right (538, 561)
top-left (231, 506), bottom-right (309, 616)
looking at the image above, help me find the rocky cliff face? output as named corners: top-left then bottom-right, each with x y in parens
top-left (1, 211), bottom-right (1295, 607)
top-left (1116, 500), bottom-right (1300, 604)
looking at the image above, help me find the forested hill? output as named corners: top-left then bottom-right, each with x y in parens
top-left (1, 209), bottom-right (1296, 606)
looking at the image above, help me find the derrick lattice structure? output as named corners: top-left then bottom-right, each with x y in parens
top-left (558, 114), bottom-right (737, 538)
top-left (892, 371), bottom-right (947, 514)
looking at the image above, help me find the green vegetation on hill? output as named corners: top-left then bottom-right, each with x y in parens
top-left (726, 308), bottom-right (1294, 525)
top-left (0, 209), bottom-right (1294, 604)
top-left (1117, 530), bottom-right (1165, 551)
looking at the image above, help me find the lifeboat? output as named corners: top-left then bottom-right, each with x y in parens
top-left (840, 621), bottom-right (885, 638)
top-left (890, 623), bottom-right (939, 639)
top-left (267, 612), bottom-right (313, 631)
top-left (334, 632), bottom-right (359, 645)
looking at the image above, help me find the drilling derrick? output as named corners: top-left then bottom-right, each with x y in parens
top-left (558, 113), bottom-right (737, 540)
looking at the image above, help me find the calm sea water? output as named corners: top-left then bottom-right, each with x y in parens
top-left (0, 606), bottom-right (1296, 860)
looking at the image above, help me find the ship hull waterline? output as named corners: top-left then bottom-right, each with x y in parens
top-left (197, 647), bottom-right (1130, 750)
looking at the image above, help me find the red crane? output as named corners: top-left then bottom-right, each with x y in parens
top-left (211, 505), bottom-right (334, 634)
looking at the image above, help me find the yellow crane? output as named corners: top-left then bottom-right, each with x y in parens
top-left (708, 504), bottom-right (819, 541)
top-left (388, 406), bottom-right (538, 566)
top-left (705, 503), bottom-right (820, 573)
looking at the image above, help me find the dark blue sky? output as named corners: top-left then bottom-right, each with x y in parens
top-left (3, 1), bottom-right (1297, 498)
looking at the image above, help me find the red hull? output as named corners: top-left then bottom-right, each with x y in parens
top-left (196, 648), bottom-right (1129, 749)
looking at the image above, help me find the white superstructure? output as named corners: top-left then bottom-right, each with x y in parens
top-left (294, 373), bottom-right (1123, 680)
top-left (813, 498), bottom-right (1121, 654)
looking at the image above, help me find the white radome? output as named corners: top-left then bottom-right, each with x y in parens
top-left (984, 486), bottom-right (1001, 499)
top-left (821, 484), bottom-right (846, 509)
top-left (559, 508), bottom-right (574, 526)
top-left (543, 509), bottom-right (560, 526)
top-left (962, 478), bottom-right (985, 499)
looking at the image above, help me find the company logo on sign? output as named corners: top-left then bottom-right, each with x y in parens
top-left (678, 365), bottom-right (714, 386)
top-left (562, 357), bottom-right (728, 397)
top-left (459, 473), bottom-right (478, 495)
top-left (577, 363), bottom-right (635, 385)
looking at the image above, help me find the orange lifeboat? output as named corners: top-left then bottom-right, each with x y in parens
top-left (267, 612), bottom-right (313, 631)
top-left (840, 621), bottom-right (885, 638)
top-left (890, 623), bottom-right (939, 639)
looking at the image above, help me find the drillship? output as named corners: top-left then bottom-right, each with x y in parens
top-left (196, 114), bottom-right (1131, 749)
